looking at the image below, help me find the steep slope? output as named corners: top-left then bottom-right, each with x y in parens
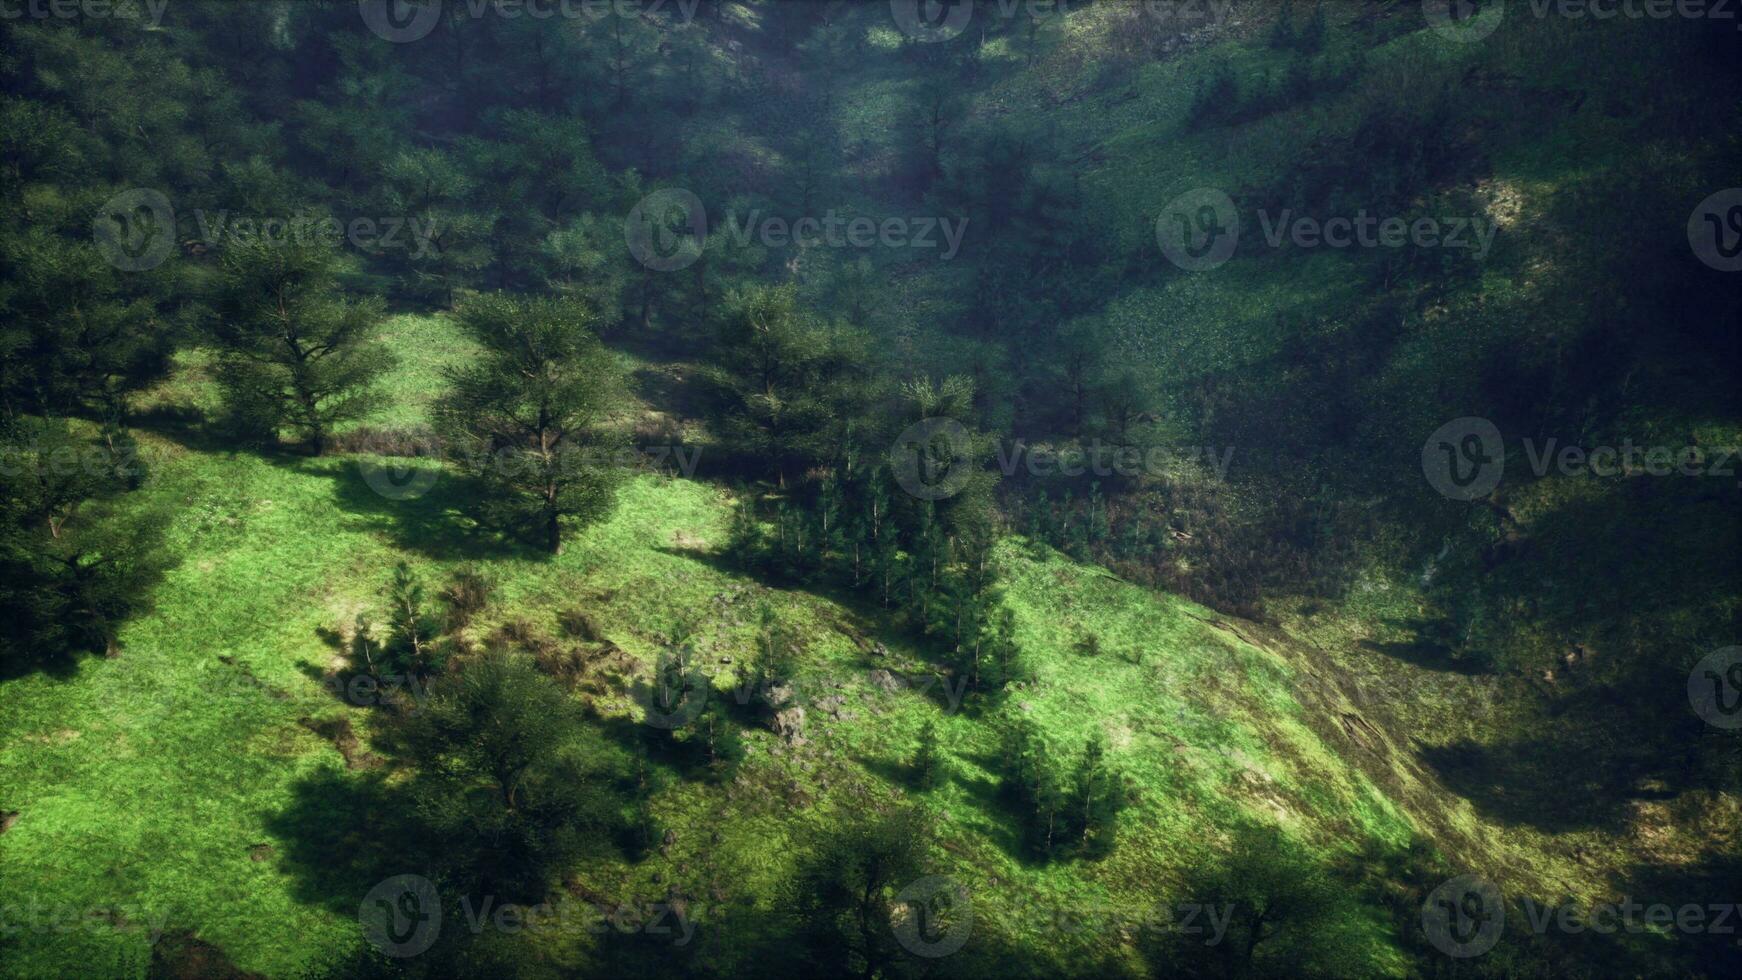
top-left (0, 318), bottom-right (1446, 976)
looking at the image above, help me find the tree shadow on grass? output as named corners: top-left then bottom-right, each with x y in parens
top-left (128, 404), bottom-right (234, 456)
top-left (1417, 656), bottom-right (1724, 834)
top-left (274, 455), bottom-right (537, 562)
top-left (261, 766), bottom-right (420, 919)
top-left (1357, 620), bottom-right (1491, 676)
top-left (949, 748), bottom-right (1035, 863)
top-left (859, 753), bottom-right (919, 791)
top-left (1621, 851), bottom-right (1742, 976)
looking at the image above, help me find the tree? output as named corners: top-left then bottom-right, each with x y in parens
top-left (382, 561), bottom-right (444, 677)
top-left (788, 806), bottom-right (938, 979)
top-left (698, 699), bottom-right (745, 782)
top-left (1269, 0), bottom-right (1298, 49)
top-left (209, 236), bottom-right (391, 454)
top-left (1069, 734), bottom-right (1126, 857)
top-left (0, 228), bottom-right (173, 421)
top-left (912, 719), bottom-right (945, 791)
top-left (398, 650), bottom-right (626, 900)
top-left (0, 416), bottom-right (168, 672)
top-left (703, 284), bottom-right (866, 489)
top-left (377, 146), bottom-right (491, 304)
top-left (1149, 823), bottom-right (1366, 977)
top-left (1096, 362), bottom-right (1161, 446)
top-left (433, 294), bottom-right (627, 554)
top-left (999, 714), bottom-right (1066, 859)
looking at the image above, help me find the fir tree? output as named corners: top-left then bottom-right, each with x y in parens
top-left (209, 236), bottom-right (391, 454)
top-left (1070, 734), bottom-right (1126, 858)
top-left (432, 294), bottom-right (627, 553)
top-left (912, 719), bottom-right (945, 791)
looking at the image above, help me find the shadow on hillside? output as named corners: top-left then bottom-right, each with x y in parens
top-left (1358, 625), bottom-right (1491, 676)
top-left (1399, 473), bottom-right (1742, 834)
top-left (261, 766), bottom-right (415, 918)
top-left (949, 749), bottom-right (1033, 863)
top-left (1622, 851), bottom-right (1742, 976)
top-left (0, 653), bottom-right (89, 686)
top-left (278, 456), bottom-right (537, 562)
top-left (629, 362), bottom-right (711, 426)
top-left (1417, 658), bottom-right (1722, 834)
top-left (128, 404), bottom-right (235, 455)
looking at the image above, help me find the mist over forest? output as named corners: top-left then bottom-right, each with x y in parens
top-left (1, 1), bottom-right (1739, 977)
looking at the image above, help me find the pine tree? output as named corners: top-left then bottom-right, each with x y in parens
top-left (1029, 760), bottom-right (1066, 861)
top-left (383, 561), bottom-right (443, 677)
top-left (702, 285), bottom-right (867, 489)
top-left (432, 294), bottom-right (627, 553)
top-left (700, 700), bottom-right (745, 781)
top-left (1269, 0), bottom-right (1297, 49)
top-left (0, 417), bottom-right (168, 670)
top-left (725, 492), bottom-right (766, 568)
top-left (912, 719), bottom-right (945, 791)
top-left (987, 606), bottom-right (1027, 690)
top-left (1071, 734), bottom-right (1126, 858)
top-left (209, 236), bottom-right (392, 454)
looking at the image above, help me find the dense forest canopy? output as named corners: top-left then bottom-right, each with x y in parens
top-left (0, 1), bottom-right (1738, 977)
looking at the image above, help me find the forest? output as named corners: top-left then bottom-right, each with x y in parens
top-left (0, 1), bottom-right (1738, 977)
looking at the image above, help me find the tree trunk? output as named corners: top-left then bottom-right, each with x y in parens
top-left (546, 510), bottom-right (563, 555)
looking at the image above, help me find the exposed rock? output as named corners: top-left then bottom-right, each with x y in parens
top-left (774, 706), bottom-right (806, 743)
top-left (869, 669), bottom-right (901, 693)
top-left (816, 694), bottom-right (847, 719)
top-left (247, 844), bottom-right (274, 863)
top-left (764, 681), bottom-right (796, 708)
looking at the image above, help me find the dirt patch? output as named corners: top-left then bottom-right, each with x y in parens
top-left (0, 810), bottom-right (18, 835)
top-left (247, 843), bottom-right (274, 863)
top-left (24, 728), bottom-right (81, 746)
top-left (297, 716), bottom-right (381, 770)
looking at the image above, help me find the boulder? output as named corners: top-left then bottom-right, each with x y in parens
top-left (774, 706), bottom-right (806, 743)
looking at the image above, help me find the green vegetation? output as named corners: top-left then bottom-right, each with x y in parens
top-left (0, 2), bottom-right (1736, 977)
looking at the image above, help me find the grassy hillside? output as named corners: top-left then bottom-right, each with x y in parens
top-left (0, 371), bottom-right (1410, 976)
top-left (2, 3), bottom-right (1736, 977)
top-left (6, 315), bottom-right (1722, 977)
